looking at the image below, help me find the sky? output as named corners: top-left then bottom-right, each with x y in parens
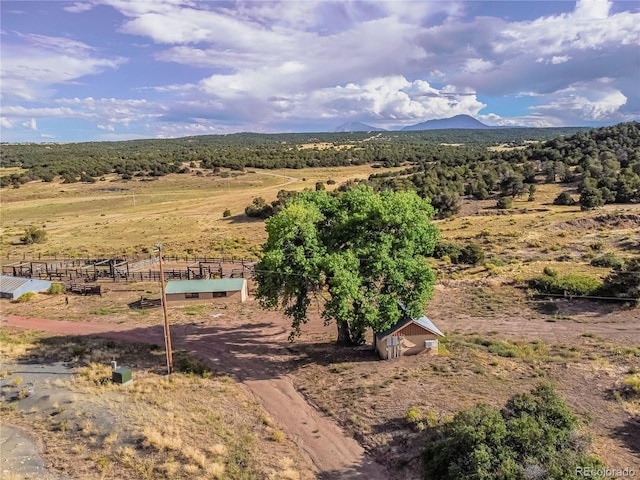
top-left (1, 0), bottom-right (639, 143)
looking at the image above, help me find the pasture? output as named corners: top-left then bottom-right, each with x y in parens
top-left (0, 164), bottom-right (394, 259)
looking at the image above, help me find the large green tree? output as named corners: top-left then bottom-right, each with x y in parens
top-left (255, 186), bottom-right (439, 344)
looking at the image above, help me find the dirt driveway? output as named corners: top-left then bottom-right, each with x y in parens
top-left (1, 314), bottom-right (385, 479)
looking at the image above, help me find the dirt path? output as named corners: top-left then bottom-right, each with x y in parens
top-left (1, 315), bottom-right (385, 479)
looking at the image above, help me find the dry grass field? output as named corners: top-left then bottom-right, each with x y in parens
top-left (0, 328), bottom-right (313, 480)
top-left (0, 165), bottom-right (399, 259)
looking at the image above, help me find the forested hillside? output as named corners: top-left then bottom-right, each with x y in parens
top-left (2, 123), bottom-right (639, 219)
top-left (363, 122), bottom-right (640, 217)
top-left (1, 127), bottom-right (587, 187)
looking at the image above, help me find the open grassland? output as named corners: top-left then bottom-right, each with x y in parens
top-left (438, 183), bottom-right (640, 280)
top-left (0, 165), bottom-right (396, 258)
top-left (0, 328), bottom-right (312, 480)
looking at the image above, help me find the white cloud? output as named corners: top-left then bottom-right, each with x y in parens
top-left (1, 34), bottom-right (125, 100)
top-left (0, 117), bottom-right (13, 128)
top-left (574, 0), bottom-right (611, 20)
top-left (531, 79), bottom-right (630, 122)
top-left (22, 118), bottom-right (38, 130)
top-left (97, 124), bottom-right (115, 131)
top-left (63, 2), bottom-right (95, 13)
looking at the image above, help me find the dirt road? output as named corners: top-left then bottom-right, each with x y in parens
top-left (1, 314), bottom-right (385, 479)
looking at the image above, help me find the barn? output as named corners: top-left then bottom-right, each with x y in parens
top-left (165, 278), bottom-right (248, 305)
top-left (375, 312), bottom-right (444, 360)
top-left (0, 275), bottom-right (52, 300)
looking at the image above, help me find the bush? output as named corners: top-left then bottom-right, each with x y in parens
top-left (432, 242), bottom-right (462, 263)
top-left (580, 187), bottom-right (605, 210)
top-left (20, 226), bottom-right (47, 244)
top-left (222, 209), bottom-right (232, 218)
top-left (405, 406), bottom-right (422, 424)
top-left (600, 258), bottom-right (640, 299)
top-left (422, 384), bottom-right (603, 480)
top-left (590, 253), bottom-right (624, 268)
top-left (530, 272), bottom-right (602, 296)
top-left (15, 292), bottom-right (36, 303)
top-left (553, 192), bottom-right (575, 206)
top-left (434, 242), bottom-right (484, 265)
top-left (47, 283), bottom-right (65, 294)
top-left (496, 197), bottom-right (512, 209)
top-left (460, 244), bottom-right (485, 265)
top-left (174, 353), bottom-right (212, 377)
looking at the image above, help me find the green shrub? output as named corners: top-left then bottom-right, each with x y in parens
top-left (433, 242), bottom-right (483, 265)
top-left (47, 283), bottom-right (65, 294)
top-left (405, 406), bottom-right (422, 424)
top-left (600, 258), bottom-right (640, 299)
top-left (530, 272), bottom-right (602, 296)
top-left (15, 292), bottom-right (36, 303)
top-left (433, 242), bottom-right (462, 263)
top-left (222, 209), bottom-right (232, 218)
top-left (460, 244), bottom-right (485, 265)
top-left (496, 197), bottom-right (512, 209)
top-left (422, 384), bottom-right (603, 480)
top-left (590, 253), bottom-right (624, 268)
top-left (20, 225), bottom-right (47, 244)
top-left (553, 192), bottom-right (575, 206)
top-left (174, 353), bottom-right (212, 378)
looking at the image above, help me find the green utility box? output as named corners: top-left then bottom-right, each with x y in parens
top-left (112, 367), bottom-right (132, 386)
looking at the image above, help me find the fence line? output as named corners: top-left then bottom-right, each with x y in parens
top-left (1, 257), bottom-right (257, 284)
top-left (529, 292), bottom-right (638, 303)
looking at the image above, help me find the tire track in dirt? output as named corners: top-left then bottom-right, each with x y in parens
top-left (1, 315), bottom-right (385, 479)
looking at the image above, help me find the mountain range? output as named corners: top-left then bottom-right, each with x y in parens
top-left (334, 114), bottom-right (494, 132)
top-left (334, 121), bottom-right (386, 132)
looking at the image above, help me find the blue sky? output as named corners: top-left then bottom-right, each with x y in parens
top-left (1, 0), bottom-right (639, 142)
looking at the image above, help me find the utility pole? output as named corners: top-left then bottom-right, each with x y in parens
top-left (156, 243), bottom-right (173, 374)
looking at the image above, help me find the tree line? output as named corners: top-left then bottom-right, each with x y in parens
top-left (1, 127), bottom-right (589, 188)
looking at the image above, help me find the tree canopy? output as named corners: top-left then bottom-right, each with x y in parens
top-left (422, 383), bottom-right (603, 480)
top-left (255, 185), bottom-right (439, 344)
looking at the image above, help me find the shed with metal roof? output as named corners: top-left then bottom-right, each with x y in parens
top-left (0, 275), bottom-right (52, 300)
top-left (375, 311), bottom-right (444, 360)
top-left (165, 278), bottom-right (248, 304)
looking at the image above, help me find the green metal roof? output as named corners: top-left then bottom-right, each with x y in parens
top-left (165, 278), bottom-right (246, 294)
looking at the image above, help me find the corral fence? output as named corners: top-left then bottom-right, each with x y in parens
top-left (1, 256), bottom-right (257, 284)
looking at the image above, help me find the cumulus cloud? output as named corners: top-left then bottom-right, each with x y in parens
top-left (530, 79), bottom-right (631, 123)
top-left (0, 117), bottom-right (13, 128)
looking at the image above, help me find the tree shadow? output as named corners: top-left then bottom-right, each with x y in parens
top-left (317, 456), bottom-right (387, 479)
top-left (365, 417), bottom-right (425, 479)
top-left (224, 214), bottom-right (265, 225)
top-left (528, 297), bottom-right (636, 317)
top-left (611, 417), bottom-right (640, 457)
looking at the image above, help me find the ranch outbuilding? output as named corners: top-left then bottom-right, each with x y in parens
top-left (375, 310), bottom-right (444, 360)
top-left (165, 278), bottom-right (248, 305)
top-left (0, 275), bottom-right (52, 300)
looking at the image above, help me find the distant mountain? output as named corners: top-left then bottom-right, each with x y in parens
top-left (334, 122), bottom-right (386, 132)
top-left (402, 114), bottom-right (490, 131)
